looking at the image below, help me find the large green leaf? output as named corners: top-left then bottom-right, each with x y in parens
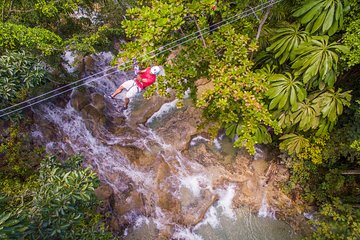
top-left (292, 36), bottom-right (349, 89)
top-left (266, 24), bottom-right (309, 64)
top-left (279, 133), bottom-right (309, 155)
top-left (293, 0), bottom-right (345, 36)
top-left (312, 88), bottom-right (352, 122)
top-left (291, 100), bottom-right (321, 131)
top-left (267, 73), bottom-right (307, 110)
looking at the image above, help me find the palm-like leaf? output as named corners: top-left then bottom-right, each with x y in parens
top-left (292, 36), bottom-right (349, 89)
top-left (254, 125), bottom-right (272, 144)
top-left (312, 88), bottom-right (352, 122)
top-left (279, 133), bottom-right (309, 155)
top-left (293, 0), bottom-right (345, 36)
top-left (290, 100), bottom-right (321, 131)
top-left (267, 73), bottom-right (307, 111)
top-left (273, 109), bottom-right (293, 129)
top-left (266, 24), bottom-right (309, 64)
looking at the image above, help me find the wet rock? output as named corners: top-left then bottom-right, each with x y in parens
top-left (154, 161), bottom-right (182, 215)
top-left (95, 184), bottom-right (114, 201)
top-left (104, 119), bottom-right (128, 136)
top-left (113, 191), bottom-right (145, 216)
top-left (110, 216), bottom-right (121, 232)
top-left (70, 88), bottom-right (91, 112)
top-left (81, 104), bottom-right (106, 126)
top-left (114, 145), bottom-right (157, 167)
top-left (156, 107), bottom-right (202, 151)
top-left (182, 194), bottom-right (219, 226)
top-left (155, 161), bottom-right (171, 186)
top-left (158, 191), bottom-right (181, 212)
top-left (91, 93), bottom-right (106, 111)
top-left (185, 142), bottom-right (223, 166)
top-left (34, 117), bottom-right (60, 142)
top-left (129, 94), bottom-right (173, 126)
top-left (251, 159), bottom-right (269, 176)
top-left (82, 55), bottom-right (97, 75)
top-left (158, 225), bottom-right (173, 240)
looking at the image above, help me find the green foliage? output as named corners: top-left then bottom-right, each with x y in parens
top-left (290, 99), bottom-right (320, 131)
top-left (0, 199), bottom-right (29, 240)
top-left (0, 213), bottom-right (28, 239)
top-left (312, 88), bottom-right (351, 123)
top-left (293, 0), bottom-right (346, 36)
top-left (274, 88), bottom-right (351, 154)
top-left (343, 19), bottom-right (360, 67)
top-left (283, 106), bottom-right (360, 238)
top-left (0, 121), bottom-right (44, 180)
top-left (309, 198), bottom-right (360, 240)
top-left (0, 51), bottom-right (50, 107)
top-left (122, 1), bottom-right (185, 46)
top-left (292, 36), bottom-right (349, 90)
top-left (267, 73), bottom-right (307, 111)
top-left (67, 25), bottom-right (118, 54)
top-left (118, 0), bottom-right (280, 154)
top-left (0, 22), bottom-right (62, 55)
top-left (34, 0), bottom-right (81, 18)
top-left (193, 27), bottom-right (280, 154)
top-left (279, 133), bottom-right (309, 155)
top-left (0, 155), bottom-right (113, 239)
top-left (266, 24), bottom-right (309, 64)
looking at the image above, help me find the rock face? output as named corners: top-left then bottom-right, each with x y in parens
top-left (156, 106), bottom-right (203, 151)
top-left (32, 54), bottom-right (307, 239)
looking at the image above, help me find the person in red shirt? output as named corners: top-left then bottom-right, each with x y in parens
top-left (109, 66), bottom-right (161, 110)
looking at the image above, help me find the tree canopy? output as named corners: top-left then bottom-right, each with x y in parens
top-left (1, 0), bottom-right (360, 239)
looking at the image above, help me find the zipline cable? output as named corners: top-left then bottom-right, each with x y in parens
top-left (0, 65), bottom-right (117, 113)
top-left (0, 0), bottom-right (282, 118)
top-left (0, 68), bottom-right (122, 118)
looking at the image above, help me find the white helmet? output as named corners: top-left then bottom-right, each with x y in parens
top-left (150, 66), bottom-right (161, 75)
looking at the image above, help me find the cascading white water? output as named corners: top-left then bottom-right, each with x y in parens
top-left (32, 53), bottom-right (299, 240)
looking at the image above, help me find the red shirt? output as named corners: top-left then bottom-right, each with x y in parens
top-left (135, 67), bottom-right (156, 90)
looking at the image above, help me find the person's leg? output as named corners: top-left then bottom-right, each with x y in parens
top-left (111, 80), bottom-right (134, 98)
top-left (124, 97), bottom-right (129, 109)
top-left (123, 84), bottom-right (140, 109)
top-left (111, 85), bottom-right (124, 98)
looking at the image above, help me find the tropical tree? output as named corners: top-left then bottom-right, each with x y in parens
top-left (266, 23), bottom-right (309, 64)
top-left (117, 0), bottom-right (281, 154)
top-left (0, 51), bottom-right (50, 108)
top-left (291, 36), bottom-right (349, 90)
top-left (279, 133), bottom-right (309, 155)
top-left (293, 0), bottom-right (347, 36)
top-left (0, 155), bottom-right (113, 239)
top-left (290, 100), bottom-right (320, 131)
top-left (267, 72), bottom-right (307, 111)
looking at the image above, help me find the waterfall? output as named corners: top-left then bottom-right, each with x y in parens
top-left (31, 52), bottom-right (299, 239)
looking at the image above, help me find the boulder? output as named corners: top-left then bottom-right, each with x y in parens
top-left (91, 93), bottom-right (106, 111)
top-left (70, 89), bottom-right (91, 112)
top-left (156, 107), bottom-right (202, 151)
top-left (129, 94), bottom-right (173, 126)
top-left (113, 191), bottom-right (145, 216)
top-left (95, 184), bottom-right (114, 200)
top-left (114, 145), bottom-right (157, 167)
top-left (81, 104), bottom-right (105, 125)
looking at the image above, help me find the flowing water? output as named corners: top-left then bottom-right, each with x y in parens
top-left (31, 53), bottom-right (300, 239)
